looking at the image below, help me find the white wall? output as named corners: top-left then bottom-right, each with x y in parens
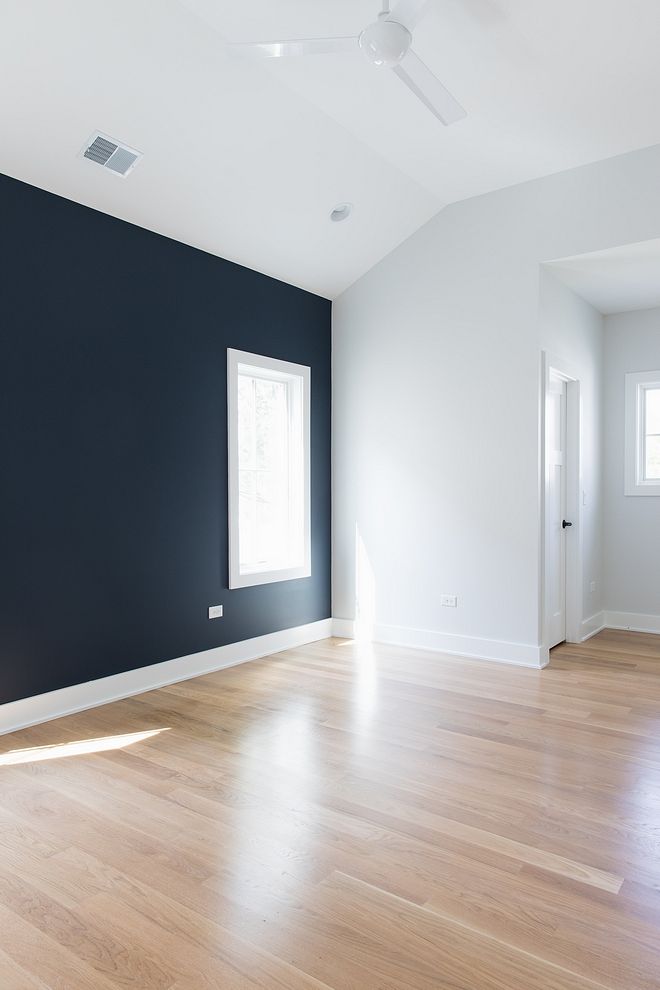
top-left (333, 142), bottom-right (660, 665)
top-left (538, 270), bottom-right (604, 637)
top-left (603, 307), bottom-right (660, 626)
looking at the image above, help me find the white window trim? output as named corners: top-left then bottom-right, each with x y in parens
top-left (227, 348), bottom-right (311, 588)
top-left (624, 369), bottom-right (660, 497)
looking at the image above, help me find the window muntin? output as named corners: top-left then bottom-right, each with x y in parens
top-left (228, 349), bottom-right (310, 587)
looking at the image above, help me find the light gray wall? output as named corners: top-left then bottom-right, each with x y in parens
top-left (539, 270), bottom-right (604, 630)
top-left (604, 307), bottom-right (660, 619)
top-left (333, 142), bottom-right (660, 661)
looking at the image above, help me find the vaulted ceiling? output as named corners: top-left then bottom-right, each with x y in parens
top-left (3, 0), bottom-right (660, 298)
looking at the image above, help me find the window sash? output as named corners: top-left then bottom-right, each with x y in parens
top-left (625, 371), bottom-right (660, 496)
top-left (228, 349), bottom-right (311, 588)
top-left (642, 385), bottom-right (660, 481)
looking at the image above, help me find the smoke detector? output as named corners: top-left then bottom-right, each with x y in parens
top-left (330, 203), bottom-right (353, 223)
top-left (80, 132), bottom-right (142, 177)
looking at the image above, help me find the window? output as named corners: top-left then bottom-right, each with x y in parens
top-left (227, 349), bottom-right (311, 587)
top-left (625, 370), bottom-right (660, 496)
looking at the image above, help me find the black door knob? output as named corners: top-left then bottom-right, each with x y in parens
top-left (562, 520), bottom-right (573, 529)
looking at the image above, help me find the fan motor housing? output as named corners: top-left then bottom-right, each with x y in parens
top-left (358, 18), bottom-right (412, 67)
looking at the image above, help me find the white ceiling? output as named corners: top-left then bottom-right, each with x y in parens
top-left (548, 240), bottom-right (660, 316)
top-left (3, 0), bottom-right (660, 298)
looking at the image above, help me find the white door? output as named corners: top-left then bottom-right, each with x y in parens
top-left (547, 373), bottom-right (568, 648)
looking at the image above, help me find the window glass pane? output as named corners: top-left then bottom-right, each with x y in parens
top-left (236, 367), bottom-right (304, 576)
top-left (645, 434), bottom-right (660, 481)
top-left (237, 375), bottom-right (254, 469)
top-left (645, 387), bottom-right (660, 435)
top-left (644, 387), bottom-right (660, 481)
top-left (255, 379), bottom-right (286, 470)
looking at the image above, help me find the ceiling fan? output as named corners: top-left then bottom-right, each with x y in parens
top-left (230, 0), bottom-right (466, 126)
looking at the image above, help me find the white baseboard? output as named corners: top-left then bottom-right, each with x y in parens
top-left (332, 618), bottom-right (548, 669)
top-left (0, 618), bottom-right (333, 737)
top-left (604, 610), bottom-right (660, 635)
top-left (580, 612), bottom-right (606, 642)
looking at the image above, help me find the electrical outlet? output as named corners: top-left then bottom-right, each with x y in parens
top-left (590, 581), bottom-right (596, 593)
top-left (208, 604), bottom-right (224, 619)
top-left (441, 595), bottom-right (458, 608)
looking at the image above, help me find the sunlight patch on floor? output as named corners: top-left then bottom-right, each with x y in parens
top-left (0, 728), bottom-right (169, 766)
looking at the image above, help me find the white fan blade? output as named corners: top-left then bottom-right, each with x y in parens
top-left (393, 50), bottom-right (466, 125)
top-left (387, 0), bottom-right (432, 31)
top-left (229, 37), bottom-right (358, 59)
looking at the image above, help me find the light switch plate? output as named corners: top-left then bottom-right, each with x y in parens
top-left (208, 604), bottom-right (224, 619)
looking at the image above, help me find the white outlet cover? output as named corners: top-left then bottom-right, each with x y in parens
top-left (208, 604), bottom-right (224, 619)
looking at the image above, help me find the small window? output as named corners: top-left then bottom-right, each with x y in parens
top-left (625, 370), bottom-right (660, 496)
top-left (227, 349), bottom-right (311, 587)
top-left (645, 386), bottom-right (660, 481)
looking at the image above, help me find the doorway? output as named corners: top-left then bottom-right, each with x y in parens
top-left (543, 355), bottom-right (582, 649)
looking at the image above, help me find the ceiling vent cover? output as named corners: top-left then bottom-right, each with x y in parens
top-left (81, 132), bottom-right (142, 177)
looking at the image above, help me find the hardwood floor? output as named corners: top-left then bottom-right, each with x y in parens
top-left (1, 630), bottom-right (660, 988)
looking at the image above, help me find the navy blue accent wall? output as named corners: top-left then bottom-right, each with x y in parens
top-left (0, 172), bottom-right (331, 705)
